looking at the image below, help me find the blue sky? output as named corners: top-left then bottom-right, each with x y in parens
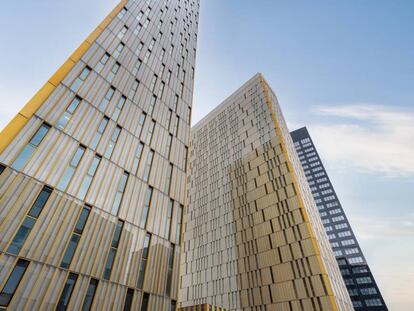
top-left (0, 1), bottom-right (413, 309)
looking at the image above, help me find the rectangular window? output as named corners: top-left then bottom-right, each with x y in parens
top-left (113, 95), bottom-right (126, 121)
top-left (0, 259), bottom-right (29, 307)
top-left (150, 75), bottom-right (157, 92)
top-left (57, 96), bottom-right (82, 130)
top-left (140, 187), bottom-right (153, 228)
top-left (113, 42), bottom-right (125, 59)
top-left (57, 145), bottom-right (86, 191)
top-left (166, 200), bottom-right (173, 239)
top-left (108, 62), bottom-right (120, 82)
top-left (148, 96), bottom-right (156, 116)
top-left (78, 154), bottom-right (101, 200)
top-left (129, 79), bottom-right (140, 100)
top-left (11, 123), bottom-right (51, 171)
top-left (117, 26), bottom-right (128, 40)
top-left (123, 288), bottom-right (134, 311)
top-left (103, 220), bottom-right (124, 280)
top-left (143, 150), bottom-right (154, 182)
top-left (136, 113), bottom-right (146, 139)
top-left (166, 163), bottom-right (173, 194)
top-left (0, 164), bottom-right (4, 175)
top-left (165, 243), bottom-right (175, 297)
top-left (105, 125), bottom-right (121, 159)
top-left (147, 120), bottom-right (155, 144)
top-left (95, 52), bottom-right (110, 73)
top-left (56, 273), bottom-right (78, 311)
top-left (184, 146), bottom-right (189, 172)
top-left (132, 59), bottom-right (142, 76)
top-left (132, 143), bottom-right (144, 175)
top-left (7, 186), bottom-right (52, 255)
top-left (82, 279), bottom-right (98, 311)
top-left (61, 205), bottom-right (91, 269)
top-left (176, 205), bottom-right (183, 244)
top-left (112, 171), bottom-right (129, 215)
top-left (158, 82), bottom-right (165, 99)
top-left (118, 7), bottom-right (127, 19)
top-left (137, 234), bottom-right (151, 289)
top-left (100, 86), bottom-right (116, 111)
top-left (71, 66), bottom-right (91, 92)
top-left (90, 116), bottom-right (109, 149)
top-left (171, 300), bottom-right (176, 311)
top-left (141, 293), bottom-right (150, 311)
top-left (166, 134), bottom-right (173, 159)
top-left (143, 50), bottom-right (151, 64)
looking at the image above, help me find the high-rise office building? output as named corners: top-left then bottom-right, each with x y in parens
top-left (0, 0), bottom-right (199, 309)
top-left (180, 74), bottom-right (354, 311)
top-left (291, 127), bottom-right (388, 311)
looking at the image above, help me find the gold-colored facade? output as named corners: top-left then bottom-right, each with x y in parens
top-left (179, 303), bottom-right (229, 311)
top-left (180, 74), bottom-right (354, 310)
top-left (0, 0), bottom-right (199, 310)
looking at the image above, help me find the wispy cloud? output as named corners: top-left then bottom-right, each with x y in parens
top-left (309, 104), bottom-right (414, 176)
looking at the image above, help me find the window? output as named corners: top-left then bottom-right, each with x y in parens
top-left (71, 66), bottom-right (91, 92)
top-left (103, 220), bottom-right (124, 280)
top-left (150, 75), bottom-right (157, 92)
top-left (117, 26), bottom-right (128, 40)
top-left (56, 273), bottom-right (78, 311)
top-left (141, 187), bottom-right (153, 228)
top-left (171, 301), bottom-right (176, 311)
top-left (118, 7), bottom-right (127, 19)
top-left (96, 53), bottom-right (110, 73)
top-left (123, 288), bottom-right (134, 311)
top-left (136, 113), bottom-right (146, 139)
top-left (105, 125), bottom-right (121, 158)
top-left (148, 96), bottom-right (156, 116)
top-left (100, 86), bottom-right (116, 111)
top-left (166, 134), bottom-right (173, 159)
top-left (132, 143), bottom-right (144, 175)
top-left (361, 287), bottom-right (377, 295)
top-left (7, 186), bottom-right (52, 255)
top-left (129, 79), bottom-right (140, 100)
top-left (113, 42), bottom-right (125, 59)
top-left (143, 50), bottom-right (151, 64)
top-left (0, 164), bottom-right (4, 175)
top-left (61, 205), bottom-right (91, 269)
top-left (353, 266), bottom-right (368, 274)
top-left (78, 154), bottom-right (101, 200)
top-left (108, 62), bottom-right (120, 82)
top-left (57, 145), bottom-right (86, 191)
top-left (143, 150), bottom-right (154, 182)
top-left (113, 95), bottom-right (126, 121)
top-left (57, 96), bottom-right (82, 130)
top-left (0, 259), bottom-right (29, 307)
top-left (166, 163), bottom-right (173, 194)
top-left (137, 234), bottom-right (151, 288)
top-left (356, 277), bottom-right (372, 284)
top-left (132, 59), bottom-right (142, 76)
top-left (349, 257), bottom-right (364, 264)
top-left (158, 82), bottom-right (165, 99)
top-left (90, 116), bottom-right (109, 149)
top-left (352, 301), bottom-right (363, 308)
top-left (11, 123), bottom-right (51, 171)
top-left (365, 299), bottom-right (382, 307)
top-left (82, 279), bottom-right (98, 311)
top-left (112, 171), bottom-right (129, 215)
top-left (166, 200), bottom-right (173, 239)
top-left (176, 205), bottom-right (183, 244)
top-left (165, 244), bottom-right (175, 297)
top-left (141, 293), bottom-right (150, 311)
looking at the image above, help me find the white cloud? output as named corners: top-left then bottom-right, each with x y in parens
top-left (309, 104), bottom-right (414, 176)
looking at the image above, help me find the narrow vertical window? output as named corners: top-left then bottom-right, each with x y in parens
top-left (113, 42), bottom-right (125, 59)
top-left (81, 279), bottom-right (98, 311)
top-left (143, 150), bottom-right (154, 182)
top-left (165, 243), bottom-right (175, 297)
top-left (7, 186), bottom-right (52, 255)
top-left (171, 300), bottom-right (176, 311)
top-left (90, 116), bottom-right (109, 149)
top-left (137, 234), bottom-right (151, 288)
top-left (148, 96), bottom-right (156, 116)
top-left (56, 273), bottom-right (78, 311)
top-left (103, 220), bottom-right (124, 280)
top-left (0, 164), bottom-right (5, 175)
top-left (112, 171), bottom-right (129, 215)
top-left (150, 75), bottom-right (157, 92)
top-left (147, 120), bottom-right (155, 144)
top-left (132, 143), bottom-right (144, 175)
top-left (95, 52), bottom-right (110, 73)
top-left (60, 205), bottom-right (91, 269)
top-left (100, 86), bottom-right (116, 111)
top-left (71, 66), bottom-right (91, 93)
top-left (129, 79), bottom-right (140, 100)
top-left (57, 145), bottom-right (86, 192)
top-left (11, 123), bottom-right (51, 171)
top-left (166, 200), bottom-right (173, 239)
top-left (132, 59), bottom-right (142, 76)
top-left (123, 288), bottom-right (134, 311)
top-left (140, 187), bottom-right (153, 228)
top-left (176, 205), bottom-right (183, 244)
top-left (0, 259), bottom-right (29, 307)
top-left (105, 125), bottom-right (121, 159)
top-left (184, 146), bottom-right (189, 172)
top-left (57, 96), bottom-right (82, 130)
top-left (117, 26), bottom-right (128, 40)
top-left (141, 293), bottom-right (150, 311)
top-left (78, 154), bottom-right (101, 200)
top-left (166, 163), bottom-right (173, 195)
top-left (136, 113), bottom-right (146, 139)
top-left (118, 7), bottom-right (127, 19)
top-left (113, 95), bottom-right (126, 121)
top-left (158, 82), bottom-right (165, 99)
top-left (174, 95), bottom-right (179, 112)
top-left (143, 50), bottom-right (151, 64)
top-left (166, 134), bottom-right (173, 159)
top-left (107, 62), bottom-right (120, 82)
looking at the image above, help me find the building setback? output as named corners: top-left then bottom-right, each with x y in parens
top-left (0, 0), bottom-right (199, 309)
top-left (291, 127), bottom-right (388, 311)
top-left (180, 74), bottom-right (354, 311)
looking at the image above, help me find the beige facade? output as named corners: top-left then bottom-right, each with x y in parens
top-left (0, 0), bottom-right (198, 310)
top-left (180, 74), bottom-right (354, 311)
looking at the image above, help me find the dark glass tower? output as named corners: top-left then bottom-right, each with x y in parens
top-left (291, 127), bottom-right (388, 311)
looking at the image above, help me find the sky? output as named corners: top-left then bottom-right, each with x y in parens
top-left (0, 1), bottom-right (413, 309)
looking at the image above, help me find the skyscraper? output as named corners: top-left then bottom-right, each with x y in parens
top-left (0, 0), bottom-right (199, 309)
top-left (291, 127), bottom-right (388, 311)
top-left (180, 74), bottom-right (354, 311)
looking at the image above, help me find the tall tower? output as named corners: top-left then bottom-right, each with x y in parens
top-left (291, 127), bottom-right (388, 310)
top-left (0, 0), bottom-right (199, 310)
top-left (180, 74), bottom-right (354, 311)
